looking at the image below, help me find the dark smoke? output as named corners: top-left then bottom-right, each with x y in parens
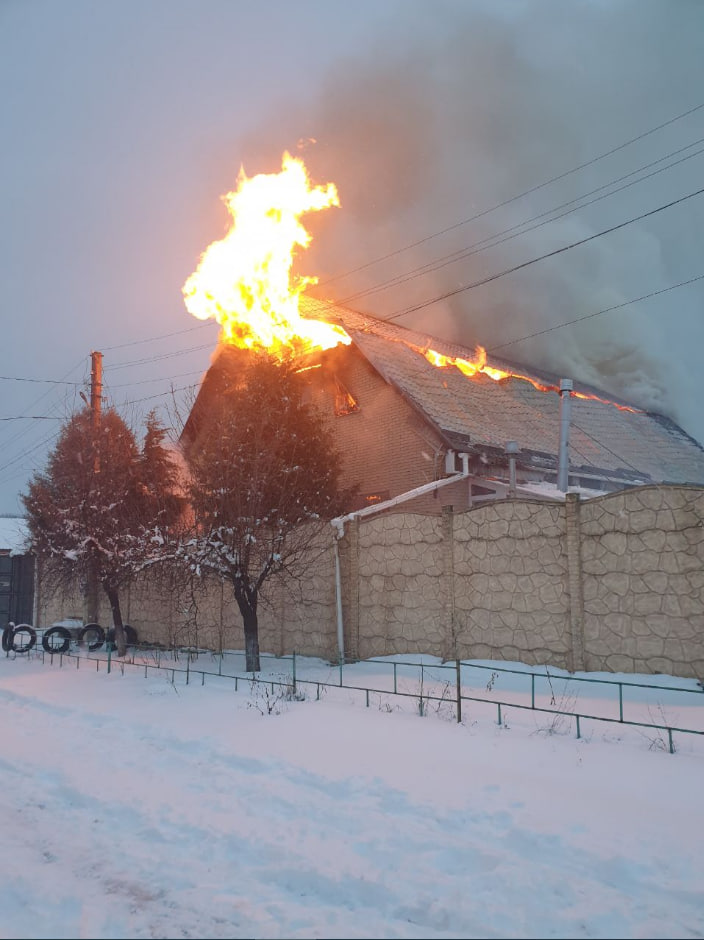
top-left (236, 0), bottom-right (704, 442)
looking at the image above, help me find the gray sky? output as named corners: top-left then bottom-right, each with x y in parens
top-left (1, 0), bottom-right (703, 514)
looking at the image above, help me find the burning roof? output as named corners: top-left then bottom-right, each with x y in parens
top-left (180, 150), bottom-right (704, 492)
top-left (297, 295), bottom-right (704, 488)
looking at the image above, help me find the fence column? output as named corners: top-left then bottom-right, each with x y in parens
top-left (346, 516), bottom-right (361, 662)
top-left (565, 492), bottom-right (586, 672)
top-left (441, 505), bottom-right (457, 661)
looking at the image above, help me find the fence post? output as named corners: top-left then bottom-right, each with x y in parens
top-left (292, 650), bottom-right (296, 693)
top-left (107, 642), bottom-right (111, 675)
top-left (455, 658), bottom-right (462, 723)
top-left (564, 492), bottom-right (586, 672)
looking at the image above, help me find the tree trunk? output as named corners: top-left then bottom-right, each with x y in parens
top-left (234, 587), bottom-right (260, 673)
top-left (103, 583), bottom-right (127, 657)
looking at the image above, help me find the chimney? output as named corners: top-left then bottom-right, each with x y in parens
top-left (557, 379), bottom-right (573, 492)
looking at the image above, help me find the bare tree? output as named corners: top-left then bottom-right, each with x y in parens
top-left (23, 408), bottom-right (181, 656)
top-left (179, 353), bottom-right (348, 672)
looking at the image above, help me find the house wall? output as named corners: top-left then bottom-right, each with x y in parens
top-left (309, 345), bottom-right (464, 511)
top-left (37, 485), bottom-right (704, 680)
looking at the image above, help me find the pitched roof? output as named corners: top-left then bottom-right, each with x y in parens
top-left (301, 296), bottom-right (704, 487)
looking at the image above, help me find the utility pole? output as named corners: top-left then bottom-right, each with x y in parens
top-left (90, 350), bottom-right (103, 475)
top-left (85, 351), bottom-right (103, 625)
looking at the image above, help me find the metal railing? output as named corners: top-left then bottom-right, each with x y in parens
top-left (12, 643), bottom-right (704, 754)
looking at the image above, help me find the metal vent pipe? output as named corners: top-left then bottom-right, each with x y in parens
top-left (557, 378), bottom-right (573, 492)
top-left (505, 441), bottom-right (518, 496)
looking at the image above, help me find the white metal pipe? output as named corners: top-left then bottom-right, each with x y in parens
top-left (505, 441), bottom-right (518, 497)
top-left (332, 534), bottom-right (345, 665)
top-left (332, 462), bottom-right (470, 529)
top-left (557, 379), bottom-right (573, 492)
top-left (330, 456), bottom-right (470, 665)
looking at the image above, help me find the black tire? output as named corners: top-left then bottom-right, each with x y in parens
top-left (11, 624), bottom-right (36, 653)
top-left (77, 623), bottom-right (105, 652)
top-left (42, 626), bottom-right (71, 654)
top-left (1, 625), bottom-right (13, 652)
top-left (105, 625), bottom-right (137, 650)
top-left (124, 624), bottom-right (138, 647)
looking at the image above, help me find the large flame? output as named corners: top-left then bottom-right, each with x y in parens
top-left (417, 344), bottom-right (640, 412)
top-left (183, 152), bottom-right (350, 357)
top-left (184, 151), bottom-right (638, 413)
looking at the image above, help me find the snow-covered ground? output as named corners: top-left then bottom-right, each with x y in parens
top-left (1, 647), bottom-right (703, 939)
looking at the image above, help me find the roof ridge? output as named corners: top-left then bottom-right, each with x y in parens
top-left (300, 294), bottom-right (643, 410)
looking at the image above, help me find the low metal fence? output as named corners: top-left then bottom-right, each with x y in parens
top-left (11, 643), bottom-right (704, 755)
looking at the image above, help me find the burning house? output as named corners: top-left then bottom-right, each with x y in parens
top-left (182, 294), bottom-right (704, 513)
top-left (179, 152), bottom-right (704, 512)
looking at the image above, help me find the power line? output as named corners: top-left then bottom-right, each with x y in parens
top-left (318, 99), bottom-right (704, 288)
top-left (108, 369), bottom-right (206, 389)
top-left (115, 383), bottom-right (200, 409)
top-left (571, 420), bottom-right (645, 479)
top-left (0, 357), bottom-right (88, 474)
top-left (0, 375), bottom-right (82, 386)
top-left (0, 428), bottom-right (62, 480)
top-left (101, 320), bottom-right (216, 352)
top-left (108, 342), bottom-right (214, 371)
top-left (337, 137), bottom-right (704, 307)
top-left (384, 185), bottom-right (704, 322)
top-left (487, 272), bottom-right (704, 352)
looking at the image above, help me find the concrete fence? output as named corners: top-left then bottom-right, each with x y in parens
top-left (37, 484), bottom-right (704, 680)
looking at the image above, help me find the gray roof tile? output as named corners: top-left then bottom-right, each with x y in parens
top-left (301, 296), bottom-right (704, 485)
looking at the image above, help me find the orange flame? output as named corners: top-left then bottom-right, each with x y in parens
top-left (184, 152), bottom-right (639, 414)
top-left (417, 345), bottom-right (641, 412)
top-left (183, 152), bottom-right (350, 357)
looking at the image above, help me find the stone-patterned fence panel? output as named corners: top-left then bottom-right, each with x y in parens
top-left (353, 512), bottom-right (446, 661)
top-left (452, 499), bottom-right (572, 669)
top-left (580, 485), bottom-right (704, 678)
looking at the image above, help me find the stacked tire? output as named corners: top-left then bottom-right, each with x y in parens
top-left (2, 624), bottom-right (37, 653)
top-left (41, 625), bottom-right (71, 653)
top-left (2, 622), bottom-right (139, 654)
top-left (75, 623), bottom-right (138, 650)
top-left (77, 623), bottom-right (105, 651)
top-left (105, 625), bottom-right (138, 650)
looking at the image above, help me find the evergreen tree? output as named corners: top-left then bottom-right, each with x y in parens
top-left (22, 407), bottom-right (181, 656)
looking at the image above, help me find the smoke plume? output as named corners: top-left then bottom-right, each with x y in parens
top-left (237, 0), bottom-right (704, 442)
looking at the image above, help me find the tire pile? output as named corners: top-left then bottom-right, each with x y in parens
top-left (1, 623), bottom-right (138, 654)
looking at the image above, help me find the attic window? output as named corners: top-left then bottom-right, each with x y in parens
top-left (334, 378), bottom-right (359, 416)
